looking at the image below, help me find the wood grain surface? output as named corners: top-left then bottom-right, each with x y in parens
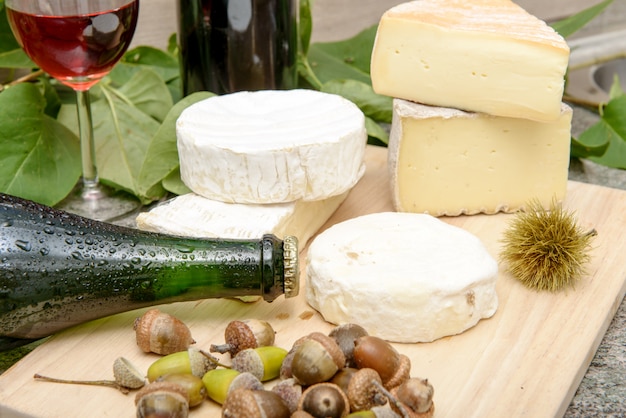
top-left (0, 145), bottom-right (625, 418)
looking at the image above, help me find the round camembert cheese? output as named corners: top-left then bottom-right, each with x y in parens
top-left (176, 89), bottom-right (367, 204)
top-left (306, 212), bottom-right (499, 343)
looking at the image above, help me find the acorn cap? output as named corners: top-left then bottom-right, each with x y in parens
top-left (384, 354), bottom-right (411, 390)
top-left (347, 368), bottom-right (385, 412)
top-left (112, 357), bottom-right (145, 390)
top-left (271, 378), bottom-right (303, 414)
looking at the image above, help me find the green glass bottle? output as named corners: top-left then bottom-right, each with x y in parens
top-left (0, 193), bottom-right (299, 351)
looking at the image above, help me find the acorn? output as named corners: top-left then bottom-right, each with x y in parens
top-left (346, 405), bottom-right (401, 418)
top-left (297, 382), bottom-right (350, 418)
top-left (157, 373), bottom-right (206, 407)
top-left (329, 323), bottom-right (369, 368)
top-left (202, 369), bottom-right (263, 405)
top-left (222, 388), bottom-right (291, 418)
top-left (231, 346), bottom-right (288, 381)
top-left (147, 347), bottom-right (217, 382)
top-left (346, 368), bottom-right (386, 412)
top-left (353, 336), bottom-right (410, 389)
top-left (33, 356), bottom-right (145, 394)
top-left (279, 334), bottom-right (309, 379)
top-left (290, 332), bottom-right (346, 386)
top-left (330, 367), bottom-right (359, 395)
top-left (271, 378), bottom-right (303, 414)
top-left (135, 381), bottom-right (189, 418)
top-left (134, 308), bottom-right (195, 355)
top-left (390, 378), bottom-right (435, 418)
top-left (210, 319), bottom-right (276, 356)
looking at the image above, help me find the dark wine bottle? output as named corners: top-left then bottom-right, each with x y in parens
top-left (177, 0), bottom-right (299, 96)
top-left (0, 193), bottom-right (299, 351)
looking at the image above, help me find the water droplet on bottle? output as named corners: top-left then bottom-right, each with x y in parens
top-left (15, 240), bottom-right (32, 251)
top-left (43, 226), bottom-right (54, 234)
top-left (40, 248), bottom-right (50, 256)
top-left (71, 252), bottom-right (83, 260)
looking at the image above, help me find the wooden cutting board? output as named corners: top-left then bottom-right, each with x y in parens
top-left (1, 145), bottom-right (625, 418)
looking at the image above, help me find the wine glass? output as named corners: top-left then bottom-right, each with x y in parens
top-left (5, 0), bottom-right (141, 221)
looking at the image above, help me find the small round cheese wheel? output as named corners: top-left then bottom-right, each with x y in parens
top-left (305, 212), bottom-right (498, 343)
top-left (176, 89), bottom-right (367, 204)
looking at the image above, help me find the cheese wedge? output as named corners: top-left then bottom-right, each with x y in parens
top-left (306, 212), bottom-right (498, 343)
top-left (177, 89), bottom-right (367, 204)
top-left (136, 191), bottom-right (349, 246)
top-left (388, 99), bottom-right (572, 216)
top-left (370, 0), bottom-right (569, 122)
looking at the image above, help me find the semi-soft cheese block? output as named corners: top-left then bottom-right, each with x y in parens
top-left (306, 212), bottom-right (498, 343)
top-left (177, 89), bottom-right (367, 204)
top-left (370, 0), bottom-right (570, 122)
top-left (136, 191), bottom-right (348, 246)
top-left (388, 99), bottom-right (572, 216)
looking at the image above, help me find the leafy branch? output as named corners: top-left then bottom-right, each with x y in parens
top-left (0, 0), bottom-right (623, 208)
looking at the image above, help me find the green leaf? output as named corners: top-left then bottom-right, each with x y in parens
top-left (299, 0), bottom-right (312, 56)
top-left (167, 33), bottom-right (179, 56)
top-left (571, 125), bottom-right (610, 158)
top-left (365, 117), bottom-right (389, 146)
top-left (162, 167), bottom-right (192, 196)
top-left (608, 74), bottom-right (624, 101)
top-left (137, 91), bottom-right (214, 200)
top-left (321, 78), bottom-right (392, 124)
top-left (121, 46), bottom-right (180, 83)
top-left (108, 67), bottom-right (174, 123)
top-left (306, 26), bottom-right (378, 86)
top-left (587, 95), bottom-right (626, 168)
top-left (550, 0), bottom-right (614, 38)
top-left (0, 83), bottom-right (80, 205)
top-left (312, 26), bottom-right (377, 75)
top-left (58, 70), bottom-right (170, 202)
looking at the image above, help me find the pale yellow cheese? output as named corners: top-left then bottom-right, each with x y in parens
top-left (370, 0), bottom-right (569, 122)
top-left (388, 99), bottom-right (572, 216)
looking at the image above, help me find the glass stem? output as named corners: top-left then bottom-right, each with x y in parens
top-left (76, 89), bottom-right (98, 190)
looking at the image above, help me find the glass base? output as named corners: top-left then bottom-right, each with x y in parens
top-left (56, 181), bottom-right (141, 223)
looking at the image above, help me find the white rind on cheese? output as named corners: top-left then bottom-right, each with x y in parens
top-left (370, 0), bottom-right (569, 122)
top-left (136, 191), bottom-right (349, 246)
top-left (305, 212), bottom-right (498, 343)
top-left (176, 89), bottom-right (367, 204)
top-left (388, 99), bottom-right (572, 216)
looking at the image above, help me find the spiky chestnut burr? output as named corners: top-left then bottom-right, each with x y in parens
top-left (500, 199), bottom-right (596, 291)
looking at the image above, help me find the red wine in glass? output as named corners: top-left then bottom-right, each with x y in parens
top-left (5, 0), bottom-right (140, 221)
top-left (7, 2), bottom-right (139, 91)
